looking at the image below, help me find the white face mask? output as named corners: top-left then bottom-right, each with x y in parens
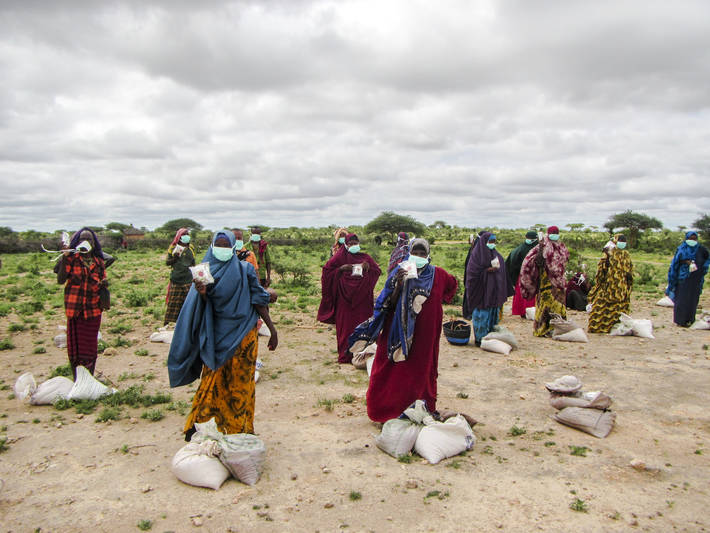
top-left (76, 240), bottom-right (92, 253)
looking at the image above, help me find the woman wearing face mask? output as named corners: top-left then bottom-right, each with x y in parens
top-left (464, 233), bottom-right (510, 345)
top-left (163, 228), bottom-right (196, 325)
top-left (331, 227), bottom-right (349, 257)
top-left (248, 228), bottom-right (271, 287)
top-left (349, 239), bottom-right (458, 422)
top-left (505, 230), bottom-right (539, 318)
top-left (168, 231), bottom-right (278, 440)
top-left (317, 233), bottom-right (381, 363)
top-left (520, 226), bottom-right (570, 336)
top-left (587, 235), bottom-right (633, 333)
top-left (666, 231), bottom-right (710, 327)
top-left (56, 227), bottom-right (107, 378)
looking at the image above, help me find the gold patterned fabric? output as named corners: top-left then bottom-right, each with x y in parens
top-left (588, 246), bottom-right (633, 333)
top-left (184, 327), bottom-right (259, 435)
top-left (534, 269), bottom-right (567, 337)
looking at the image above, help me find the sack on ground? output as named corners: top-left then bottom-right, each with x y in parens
top-left (31, 377), bottom-right (74, 405)
top-left (352, 343), bottom-right (377, 370)
top-left (549, 391), bottom-right (612, 410)
top-left (403, 399), bottom-right (431, 424)
top-left (14, 372), bottom-right (37, 402)
top-left (655, 295), bottom-right (674, 307)
top-left (480, 338), bottom-right (512, 355)
top-left (54, 333), bottom-right (67, 349)
top-left (376, 418), bottom-right (421, 458)
top-left (218, 433), bottom-right (266, 486)
top-left (67, 366), bottom-right (115, 400)
top-left (525, 307), bottom-right (535, 320)
top-left (414, 414), bottom-right (476, 465)
top-left (609, 322), bottom-right (633, 336)
top-left (619, 313), bottom-right (654, 339)
top-left (552, 328), bottom-right (589, 343)
top-left (690, 314), bottom-right (710, 330)
top-left (483, 326), bottom-right (517, 349)
top-left (550, 314), bottom-right (581, 336)
top-left (553, 407), bottom-right (616, 438)
top-left (171, 441), bottom-right (230, 490)
top-left (149, 330), bottom-right (174, 343)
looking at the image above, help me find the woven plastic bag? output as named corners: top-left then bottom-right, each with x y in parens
top-left (690, 314), bottom-right (710, 330)
top-left (14, 372), bottom-right (37, 402)
top-left (31, 377), bottom-right (74, 405)
top-left (480, 338), bottom-right (513, 355)
top-left (172, 440), bottom-right (230, 490)
top-left (552, 328), bottom-right (589, 343)
top-left (414, 415), bottom-right (476, 465)
top-left (483, 325), bottom-right (517, 349)
top-left (67, 366), bottom-right (115, 400)
top-left (619, 313), bottom-right (654, 339)
top-left (655, 295), bottom-right (674, 307)
top-left (553, 407), bottom-right (616, 438)
top-left (376, 418), bottom-right (421, 458)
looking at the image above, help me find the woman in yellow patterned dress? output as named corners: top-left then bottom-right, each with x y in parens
top-left (168, 231), bottom-right (278, 440)
top-left (587, 235), bottom-right (633, 333)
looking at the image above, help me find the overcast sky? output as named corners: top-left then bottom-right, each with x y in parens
top-left (1, 0), bottom-right (709, 232)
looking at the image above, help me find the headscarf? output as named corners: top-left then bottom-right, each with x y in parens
top-left (547, 226), bottom-right (559, 235)
top-left (519, 232), bottom-right (570, 300)
top-left (168, 227), bottom-right (195, 256)
top-left (346, 232), bottom-right (359, 243)
top-left (69, 227), bottom-right (103, 258)
top-left (505, 231), bottom-right (539, 285)
top-left (168, 230), bottom-right (270, 387)
top-left (349, 238), bottom-right (435, 362)
top-left (388, 232), bottom-right (410, 273)
top-left (251, 228), bottom-right (269, 258)
top-left (331, 227), bottom-right (348, 256)
top-left (464, 231), bottom-right (509, 311)
top-left (667, 231), bottom-right (707, 299)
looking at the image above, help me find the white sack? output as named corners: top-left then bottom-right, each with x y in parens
top-left (258, 321), bottom-right (270, 337)
top-left (218, 434), bottom-right (266, 486)
top-left (376, 418), bottom-right (421, 458)
top-left (366, 356), bottom-right (374, 377)
top-left (552, 328), bottom-right (589, 343)
top-left (480, 338), bottom-right (512, 355)
top-left (609, 322), bottom-right (634, 336)
top-left (553, 407), bottom-right (616, 438)
top-left (171, 441), bottom-right (230, 490)
top-left (149, 330), bottom-right (174, 343)
top-left (525, 307), bottom-right (536, 320)
top-left (30, 377), bottom-right (74, 405)
top-left (67, 366), bottom-right (115, 400)
top-left (483, 326), bottom-right (517, 349)
top-left (550, 315), bottom-right (581, 336)
top-left (656, 295), bottom-right (674, 307)
top-left (620, 313), bottom-right (654, 339)
top-left (690, 314), bottom-right (710, 330)
top-left (14, 372), bottom-right (37, 402)
top-left (54, 334), bottom-right (67, 349)
top-left (352, 343), bottom-right (377, 370)
top-left (414, 415), bottom-right (476, 465)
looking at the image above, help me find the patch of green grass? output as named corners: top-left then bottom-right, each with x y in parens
top-left (544, 441), bottom-right (556, 447)
top-left (111, 336), bottom-right (132, 348)
top-left (141, 409), bottom-right (164, 422)
top-left (0, 338), bottom-right (15, 351)
top-left (446, 459), bottom-right (463, 469)
top-left (342, 393), bottom-right (355, 404)
top-left (49, 364), bottom-right (72, 378)
top-left (509, 425), bottom-right (527, 437)
top-left (316, 398), bottom-right (336, 411)
top-left (108, 322), bottom-right (133, 334)
top-left (570, 498), bottom-right (588, 513)
top-left (96, 407), bottom-right (121, 422)
top-left (142, 372), bottom-right (155, 382)
top-left (166, 400), bottom-right (190, 416)
top-left (134, 348), bottom-right (149, 356)
top-left (456, 392), bottom-right (469, 399)
top-left (137, 519), bottom-right (153, 531)
top-left (349, 490), bottom-right (362, 501)
top-left (75, 399), bottom-right (100, 414)
top-left (97, 339), bottom-right (108, 354)
top-left (120, 444), bottom-right (130, 454)
top-left (694, 449), bottom-right (703, 455)
top-left (32, 346), bottom-right (47, 354)
top-left (569, 445), bottom-right (590, 457)
top-left (0, 436), bottom-right (9, 453)
top-left (126, 291), bottom-right (149, 308)
top-left (398, 454), bottom-right (414, 463)
top-left (8, 323), bottom-right (25, 332)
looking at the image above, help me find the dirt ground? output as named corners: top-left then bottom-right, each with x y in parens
top-left (1, 294), bottom-right (709, 533)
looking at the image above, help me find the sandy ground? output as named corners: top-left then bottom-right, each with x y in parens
top-left (1, 293), bottom-right (710, 533)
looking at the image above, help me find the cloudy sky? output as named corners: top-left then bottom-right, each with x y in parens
top-left (1, 0), bottom-right (709, 232)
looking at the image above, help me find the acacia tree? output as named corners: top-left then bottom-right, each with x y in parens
top-left (603, 210), bottom-right (662, 247)
top-left (365, 212), bottom-right (427, 237)
top-left (694, 214), bottom-right (710, 240)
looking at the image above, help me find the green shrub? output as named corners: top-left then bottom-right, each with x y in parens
top-left (126, 291), bottom-right (149, 307)
top-left (49, 364), bottom-right (72, 378)
top-left (141, 409), bottom-right (164, 422)
top-left (96, 407), bottom-right (121, 422)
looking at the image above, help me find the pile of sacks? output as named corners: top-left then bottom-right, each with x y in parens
top-left (609, 313), bottom-right (654, 338)
top-left (546, 375), bottom-right (615, 438)
top-left (480, 325), bottom-right (517, 355)
top-left (171, 418), bottom-right (265, 489)
top-left (14, 366), bottom-right (116, 405)
top-left (375, 400), bottom-right (476, 464)
top-left (549, 315), bottom-right (589, 343)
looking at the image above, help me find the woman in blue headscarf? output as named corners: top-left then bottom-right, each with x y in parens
top-left (349, 238), bottom-right (458, 422)
top-left (666, 231), bottom-right (710, 327)
top-left (168, 230), bottom-right (278, 439)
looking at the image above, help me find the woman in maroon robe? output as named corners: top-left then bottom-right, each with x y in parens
top-left (349, 239), bottom-right (458, 422)
top-left (317, 233), bottom-right (381, 363)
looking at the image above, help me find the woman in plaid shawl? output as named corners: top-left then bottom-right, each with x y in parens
top-left (164, 228), bottom-right (196, 325)
top-left (56, 228), bottom-right (107, 378)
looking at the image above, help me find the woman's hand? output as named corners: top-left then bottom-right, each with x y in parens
top-left (362, 262), bottom-right (370, 272)
top-left (266, 288), bottom-right (278, 303)
top-left (267, 329), bottom-right (278, 351)
top-left (339, 264), bottom-right (353, 272)
top-left (486, 266), bottom-right (498, 272)
top-left (194, 280), bottom-right (207, 295)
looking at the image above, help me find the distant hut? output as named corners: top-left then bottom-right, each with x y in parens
top-left (122, 225), bottom-right (145, 243)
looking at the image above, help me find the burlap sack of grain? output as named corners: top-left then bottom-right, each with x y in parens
top-left (553, 407), bottom-right (616, 438)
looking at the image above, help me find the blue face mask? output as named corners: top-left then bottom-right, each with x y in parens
top-left (548, 234), bottom-right (560, 241)
top-left (348, 245), bottom-right (361, 254)
top-left (617, 242), bottom-right (627, 250)
top-left (180, 235), bottom-right (191, 244)
top-left (525, 239), bottom-right (533, 245)
top-left (686, 239), bottom-right (698, 247)
top-left (250, 234), bottom-right (261, 242)
top-left (338, 237), bottom-right (345, 244)
top-left (212, 246), bottom-right (234, 262)
top-left (487, 243), bottom-right (496, 250)
top-left (234, 240), bottom-right (244, 250)
top-left (413, 255), bottom-right (429, 269)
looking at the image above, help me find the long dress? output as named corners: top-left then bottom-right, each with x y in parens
top-left (587, 248), bottom-right (633, 333)
top-left (668, 243), bottom-right (710, 326)
top-left (317, 248), bottom-right (381, 363)
top-left (506, 240), bottom-right (537, 317)
top-left (366, 267), bottom-right (458, 422)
